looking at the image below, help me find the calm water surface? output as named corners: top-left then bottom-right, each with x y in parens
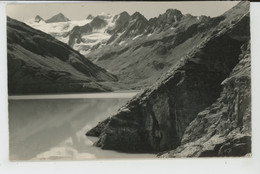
top-left (8, 92), bottom-right (155, 161)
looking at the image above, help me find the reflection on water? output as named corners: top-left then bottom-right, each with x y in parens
top-left (9, 93), bottom-right (155, 161)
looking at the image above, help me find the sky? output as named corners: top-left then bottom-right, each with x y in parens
top-left (6, 1), bottom-right (239, 22)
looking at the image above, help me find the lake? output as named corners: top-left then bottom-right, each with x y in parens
top-left (8, 92), bottom-right (155, 161)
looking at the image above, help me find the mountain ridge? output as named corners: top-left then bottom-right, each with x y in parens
top-left (7, 17), bottom-right (118, 95)
top-left (86, 1), bottom-right (251, 156)
top-left (84, 10), bottom-right (219, 89)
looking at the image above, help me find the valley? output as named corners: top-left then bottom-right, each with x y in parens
top-left (7, 1), bottom-right (251, 159)
top-left (86, 1), bottom-right (251, 157)
top-left (7, 17), bottom-right (117, 95)
top-left (25, 9), bottom-right (226, 89)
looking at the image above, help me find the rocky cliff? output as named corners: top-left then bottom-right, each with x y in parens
top-left (86, 2), bottom-right (251, 156)
top-left (7, 17), bottom-right (117, 95)
top-left (159, 42), bottom-right (251, 157)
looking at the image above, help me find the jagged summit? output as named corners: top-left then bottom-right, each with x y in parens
top-left (165, 9), bottom-right (182, 16)
top-left (120, 11), bottom-right (130, 16)
top-left (114, 11), bottom-right (130, 27)
top-left (111, 11), bottom-right (130, 24)
top-left (45, 13), bottom-right (70, 23)
top-left (90, 16), bottom-right (108, 29)
top-left (158, 8), bottom-right (183, 23)
top-left (105, 12), bottom-right (131, 36)
top-left (67, 16), bottom-right (108, 47)
top-left (147, 8), bottom-right (184, 32)
top-left (131, 11), bottom-right (147, 22)
top-left (34, 15), bottom-right (44, 23)
top-left (86, 14), bottom-right (94, 20)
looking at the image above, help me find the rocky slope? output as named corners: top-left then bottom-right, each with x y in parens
top-left (67, 16), bottom-right (109, 48)
top-left (25, 10), bottom-right (219, 89)
top-left (65, 13), bottom-right (117, 55)
top-left (84, 7), bottom-right (234, 89)
top-left (159, 42), bottom-right (251, 157)
top-left (86, 14), bottom-right (94, 20)
top-left (25, 3), bottom-right (249, 90)
top-left (86, 2), bottom-right (250, 156)
top-left (7, 17), bottom-right (117, 95)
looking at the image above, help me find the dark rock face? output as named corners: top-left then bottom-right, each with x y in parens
top-left (159, 42), bottom-right (251, 157)
top-left (107, 12), bottom-right (149, 44)
top-left (90, 17), bottom-right (108, 29)
top-left (86, 118), bottom-right (110, 137)
top-left (7, 17), bottom-right (117, 95)
top-left (124, 12), bottom-right (148, 37)
top-left (86, 2), bottom-right (250, 155)
top-left (45, 13), bottom-right (70, 23)
top-left (34, 15), bottom-right (44, 23)
top-left (86, 14), bottom-right (94, 20)
top-left (67, 17), bottom-right (107, 47)
top-left (149, 9), bottom-right (184, 32)
top-left (107, 12), bottom-right (130, 35)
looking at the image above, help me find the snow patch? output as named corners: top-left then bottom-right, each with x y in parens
top-left (26, 19), bottom-right (92, 34)
top-left (80, 32), bottom-right (111, 47)
top-left (119, 41), bottom-right (125, 46)
top-left (109, 31), bottom-right (125, 45)
top-left (174, 15), bottom-right (177, 22)
top-left (99, 12), bottom-right (113, 19)
top-left (79, 49), bottom-right (91, 56)
top-left (56, 36), bottom-right (69, 44)
top-left (133, 34), bottom-right (143, 40)
top-left (25, 15), bottom-right (118, 56)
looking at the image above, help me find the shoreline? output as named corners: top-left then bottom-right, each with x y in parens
top-left (8, 91), bottom-right (141, 100)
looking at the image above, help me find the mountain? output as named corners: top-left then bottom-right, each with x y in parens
top-left (24, 3), bottom-right (250, 91)
top-left (159, 42), bottom-right (251, 157)
top-left (45, 13), bottom-right (70, 23)
top-left (34, 15), bottom-right (44, 23)
top-left (86, 14), bottom-right (94, 20)
top-left (25, 11), bottom-right (149, 58)
top-left (7, 17), bottom-right (117, 95)
top-left (65, 14), bottom-right (115, 55)
top-left (86, 2), bottom-right (251, 157)
top-left (84, 9), bottom-right (215, 89)
top-left (105, 11), bottom-right (149, 45)
top-left (106, 11), bottom-right (130, 35)
top-left (148, 9), bottom-right (188, 32)
top-left (25, 12), bottom-right (115, 56)
top-left (25, 17), bottom-right (92, 46)
top-left (68, 16), bottom-right (108, 47)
